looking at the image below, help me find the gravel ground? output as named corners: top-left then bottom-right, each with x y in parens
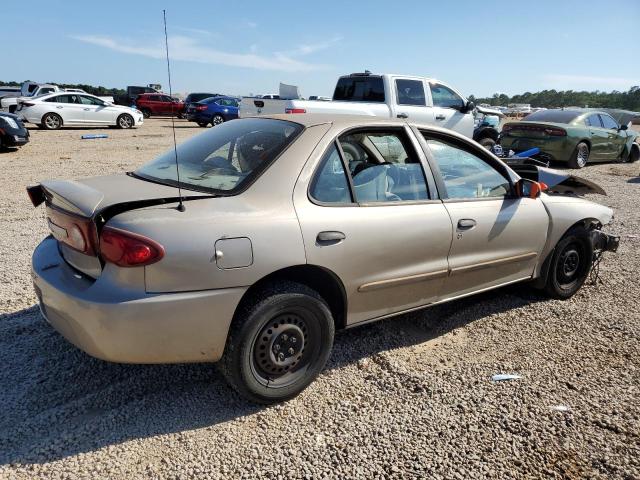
top-left (0, 119), bottom-right (639, 479)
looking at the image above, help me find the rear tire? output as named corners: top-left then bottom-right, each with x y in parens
top-left (42, 113), bottom-right (63, 130)
top-left (543, 226), bottom-right (593, 299)
top-left (219, 281), bottom-right (335, 404)
top-left (568, 142), bottom-right (589, 169)
top-left (197, 121), bottom-right (209, 128)
top-left (117, 113), bottom-right (134, 129)
top-left (212, 114), bottom-right (224, 126)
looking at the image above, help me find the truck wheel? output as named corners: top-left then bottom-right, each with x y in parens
top-left (212, 114), bottom-right (225, 126)
top-left (219, 281), bottom-right (335, 404)
top-left (42, 113), bottom-right (63, 130)
top-left (479, 137), bottom-right (496, 150)
top-left (568, 142), bottom-right (589, 169)
top-left (543, 226), bottom-right (593, 299)
top-left (116, 113), bottom-right (134, 129)
top-left (141, 109), bottom-right (151, 119)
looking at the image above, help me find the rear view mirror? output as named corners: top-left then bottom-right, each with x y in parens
top-left (462, 100), bottom-right (475, 114)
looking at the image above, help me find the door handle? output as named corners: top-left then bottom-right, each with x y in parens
top-left (83, 108), bottom-right (90, 111)
top-left (435, 114), bottom-right (446, 120)
top-left (396, 113), bottom-right (408, 119)
top-left (316, 231), bottom-right (346, 245)
top-left (56, 106), bottom-right (63, 109)
top-left (457, 219), bottom-right (477, 230)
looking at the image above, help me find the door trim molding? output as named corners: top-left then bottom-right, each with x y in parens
top-left (449, 251), bottom-right (538, 276)
top-left (358, 269), bottom-right (449, 292)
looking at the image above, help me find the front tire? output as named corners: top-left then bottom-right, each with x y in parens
top-left (568, 142), bottom-right (589, 169)
top-left (42, 113), bottom-right (63, 130)
top-left (117, 113), bottom-right (134, 129)
top-left (141, 109), bottom-right (151, 119)
top-left (219, 282), bottom-right (335, 404)
top-left (543, 226), bottom-right (593, 299)
top-left (212, 114), bottom-right (225, 126)
top-left (478, 137), bottom-right (496, 150)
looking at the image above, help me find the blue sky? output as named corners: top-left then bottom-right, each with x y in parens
top-left (3, 0), bottom-right (639, 98)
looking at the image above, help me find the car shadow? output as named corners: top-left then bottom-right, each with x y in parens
top-left (627, 177), bottom-right (640, 184)
top-left (0, 147), bottom-right (20, 154)
top-left (0, 284), bottom-right (545, 465)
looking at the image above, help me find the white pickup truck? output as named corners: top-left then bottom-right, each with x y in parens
top-left (239, 72), bottom-right (475, 138)
top-left (0, 82), bottom-right (114, 113)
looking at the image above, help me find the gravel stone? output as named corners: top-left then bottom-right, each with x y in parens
top-left (0, 119), bottom-right (638, 479)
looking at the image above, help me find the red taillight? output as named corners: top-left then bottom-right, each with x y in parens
top-left (46, 208), bottom-right (98, 255)
top-left (196, 105), bottom-right (207, 111)
top-left (285, 108), bottom-right (306, 114)
top-left (543, 127), bottom-right (567, 136)
top-left (99, 227), bottom-right (164, 267)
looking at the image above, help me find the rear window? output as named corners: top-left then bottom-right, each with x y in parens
top-left (333, 76), bottom-right (385, 102)
top-left (190, 93), bottom-right (217, 102)
top-left (523, 110), bottom-right (581, 123)
top-left (135, 118), bottom-right (303, 195)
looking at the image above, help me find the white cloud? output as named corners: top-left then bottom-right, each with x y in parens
top-left (246, 21), bottom-right (258, 28)
top-left (542, 74), bottom-right (637, 91)
top-left (71, 34), bottom-right (338, 72)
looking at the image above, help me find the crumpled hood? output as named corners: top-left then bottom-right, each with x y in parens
top-left (507, 162), bottom-right (606, 196)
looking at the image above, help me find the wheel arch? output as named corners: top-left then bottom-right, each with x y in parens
top-left (233, 264), bottom-right (348, 330)
top-left (533, 217), bottom-right (602, 288)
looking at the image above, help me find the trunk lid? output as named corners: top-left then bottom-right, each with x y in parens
top-left (30, 174), bottom-right (209, 278)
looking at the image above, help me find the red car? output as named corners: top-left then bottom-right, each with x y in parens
top-left (135, 93), bottom-right (184, 118)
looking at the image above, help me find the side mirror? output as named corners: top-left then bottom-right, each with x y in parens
top-left (619, 124), bottom-right (628, 131)
top-left (462, 100), bottom-right (475, 114)
top-left (517, 178), bottom-right (547, 199)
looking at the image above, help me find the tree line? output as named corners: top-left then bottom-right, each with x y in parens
top-left (470, 86), bottom-right (640, 111)
top-left (0, 80), bottom-right (126, 97)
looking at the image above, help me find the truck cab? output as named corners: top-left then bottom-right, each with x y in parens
top-left (239, 72), bottom-right (475, 138)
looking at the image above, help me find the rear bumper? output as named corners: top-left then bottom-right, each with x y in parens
top-left (499, 136), bottom-right (570, 162)
top-left (32, 236), bottom-right (247, 364)
top-left (186, 112), bottom-right (208, 122)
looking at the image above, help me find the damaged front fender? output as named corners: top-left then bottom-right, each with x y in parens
top-left (506, 161), bottom-right (607, 196)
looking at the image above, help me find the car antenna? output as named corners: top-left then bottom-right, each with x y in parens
top-left (163, 9), bottom-right (185, 212)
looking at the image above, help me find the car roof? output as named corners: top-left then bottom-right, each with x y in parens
top-left (256, 113), bottom-right (470, 138)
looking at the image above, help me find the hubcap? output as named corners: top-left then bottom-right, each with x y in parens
top-left (120, 116), bottom-right (132, 127)
top-left (253, 314), bottom-right (308, 377)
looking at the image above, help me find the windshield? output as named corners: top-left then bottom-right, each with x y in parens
top-left (523, 110), bottom-right (581, 123)
top-left (135, 118), bottom-right (303, 194)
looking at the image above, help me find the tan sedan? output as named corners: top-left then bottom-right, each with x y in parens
top-left (29, 114), bottom-right (618, 403)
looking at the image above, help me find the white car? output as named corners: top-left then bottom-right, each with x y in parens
top-left (17, 92), bottom-right (144, 130)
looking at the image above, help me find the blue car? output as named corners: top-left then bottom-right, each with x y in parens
top-left (185, 96), bottom-right (239, 127)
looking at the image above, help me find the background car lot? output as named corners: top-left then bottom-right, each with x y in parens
top-left (0, 119), bottom-right (639, 478)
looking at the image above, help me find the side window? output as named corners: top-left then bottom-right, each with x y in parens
top-left (429, 83), bottom-right (464, 110)
top-left (79, 95), bottom-right (101, 105)
top-left (148, 95), bottom-right (160, 102)
top-left (395, 79), bottom-right (426, 106)
top-left (45, 95), bottom-right (66, 103)
top-left (600, 114), bottom-right (618, 129)
top-left (310, 144), bottom-right (352, 204)
top-left (586, 114), bottom-right (602, 128)
top-left (424, 138), bottom-right (510, 199)
top-left (340, 131), bottom-right (428, 202)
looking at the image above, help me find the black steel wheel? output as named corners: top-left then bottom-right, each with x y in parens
top-left (544, 227), bottom-right (593, 299)
top-left (219, 281), bottom-right (334, 404)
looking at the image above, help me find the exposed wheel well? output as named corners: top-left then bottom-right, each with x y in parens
top-left (234, 265), bottom-right (347, 330)
top-left (629, 142), bottom-right (640, 161)
top-left (578, 139), bottom-right (591, 150)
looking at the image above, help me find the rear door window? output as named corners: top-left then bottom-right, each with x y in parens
top-left (395, 79), bottom-right (426, 106)
top-left (333, 76), bottom-right (385, 102)
top-left (310, 144), bottom-right (352, 203)
top-left (586, 114), bottom-right (602, 128)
